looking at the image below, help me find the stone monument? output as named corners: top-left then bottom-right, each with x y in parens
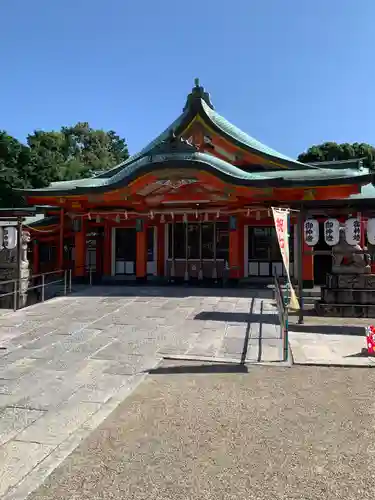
top-left (0, 229), bottom-right (31, 309)
top-left (316, 227), bottom-right (375, 317)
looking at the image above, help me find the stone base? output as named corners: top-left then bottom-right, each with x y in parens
top-left (316, 273), bottom-right (375, 317)
top-left (326, 273), bottom-right (375, 289)
top-left (322, 288), bottom-right (375, 305)
top-left (315, 301), bottom-right (375, 318)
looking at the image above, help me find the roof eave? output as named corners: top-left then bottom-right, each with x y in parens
top-left (195, 99), bottom-right (317, 170)
top-left (17, 159), bottom-right (373, 198)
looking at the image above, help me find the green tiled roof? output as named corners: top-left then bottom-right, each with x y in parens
top-left (17, 145), bottom-right (372, 196)
top-left (200, 100), bottom-right (314, 169)
top-left (17, 80), bottom-right (373, 197)
top-left (310, 158), bottom-right (364, 169)
top-left (94, 110), bottom-right (189, 179)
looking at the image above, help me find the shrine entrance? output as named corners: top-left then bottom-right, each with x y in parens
top-left (113, 227), bottom-right (157, 278)
top-left (166, 221), bottom-right (229, 280)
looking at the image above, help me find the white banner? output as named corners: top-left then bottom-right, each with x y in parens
top-left (272, 207), bottom-right (299, 310)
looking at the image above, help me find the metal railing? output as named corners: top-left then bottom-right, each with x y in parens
top-left (0, 269), bottom-right (72, 311)
top-left (0, 265), bottom-right (97, 312)
top-left (274, 273), bottom-right (289, 362)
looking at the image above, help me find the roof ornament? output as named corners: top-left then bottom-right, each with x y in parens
top-left (147, 129), bottom-right (198, 158)
top-left (183, 78), bottom-right (215, 112)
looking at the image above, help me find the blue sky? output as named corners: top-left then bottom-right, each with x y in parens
top-left (1, 0), bottom-right (374, 158)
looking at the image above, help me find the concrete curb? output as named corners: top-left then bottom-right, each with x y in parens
top-left (292, 361), bottom-right (375, 368)
top-left (162, 354), bottom-right (291, 367)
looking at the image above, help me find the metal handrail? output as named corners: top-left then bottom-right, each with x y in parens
top-left (0, 265), bottom-right (95, 312)
top-left (274, 273), bottom-right (288, 362)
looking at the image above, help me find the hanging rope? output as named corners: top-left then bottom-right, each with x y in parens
top-left (23, 224), bottom-right (60, 233)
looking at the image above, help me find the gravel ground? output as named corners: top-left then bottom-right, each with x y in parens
top-left (28, 363), bottom-right (375, 500)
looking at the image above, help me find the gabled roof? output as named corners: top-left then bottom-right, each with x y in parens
top-left (18, 80), bottom-right (373, 197)
top-left (95, 78), bottom-right (315, 178)
top-left (17, 134), bottom-right (372, 197)
top-left (309, 158), bottom-right (365, 169)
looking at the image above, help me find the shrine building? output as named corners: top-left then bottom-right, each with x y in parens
top-left (19, 80), bottom-right (374, 288)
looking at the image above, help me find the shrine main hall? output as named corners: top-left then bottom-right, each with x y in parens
top-left (20, 80), bottom-right (374, 288)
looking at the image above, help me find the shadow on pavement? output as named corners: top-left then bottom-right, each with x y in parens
top-left (72, 285), bottom-right (275, 300)
top-left (290, 324), bottom-right (365, 336)
top-left (345, 348), bottom-right (371, 358)
top-left (148, 363), bottom-right (249, 375)
top-left (194, 311), bottom-right (278, 325)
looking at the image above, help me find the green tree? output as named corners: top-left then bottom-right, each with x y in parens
top-left (0, 131), bottom-right (34, 207)
top-left (28, 122), bottom-right (129, 182)
top-left (298, 141), bottom-right (375, 167)
top-left (0, 124), bottom-right (129, 208)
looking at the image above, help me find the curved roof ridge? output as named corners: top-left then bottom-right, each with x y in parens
top-left (199, 100), bottom-right (319, 170)
top-left (94, 109), bottom-right (189, 179)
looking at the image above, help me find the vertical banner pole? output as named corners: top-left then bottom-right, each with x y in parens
top-left (285, 211), bottom-right (290, 306)
top-left (284, 211), bottom-right (291, 362)
top-left (16, 218), bottom-right (22, 309)
top-left (297, 208), bottom-right (304, 324)
top-left (272, 207), bottom-right (301, 362)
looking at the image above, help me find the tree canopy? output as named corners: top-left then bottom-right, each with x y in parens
top-left (0, 123), bottom-right (129, 207)
top-left (298, 141), bottom-right (375, 166)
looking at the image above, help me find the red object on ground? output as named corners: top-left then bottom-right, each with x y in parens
top-left (366, 325), bottom-right (375, 356)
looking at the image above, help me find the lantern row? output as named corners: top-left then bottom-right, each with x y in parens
top-left (303, 218), bottom-right (369, 247)
top-left (0, 227), bottom-right (18, 250)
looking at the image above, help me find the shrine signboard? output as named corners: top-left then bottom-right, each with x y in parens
top-left (272, 207), bottom-right (299, 310)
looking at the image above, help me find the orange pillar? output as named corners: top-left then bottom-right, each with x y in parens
top-left (157, 223), bottom-right (165, 277)
top-left (302, 232), bottom-right (314, 288)
top-left (237, 219), bottom-right (245, 278)
top-left (229, 216), bottom-right (240, 279)
top-left (103, 220), bottom-right (112, 276)
top-left (136, 220), bottom-right (147, 281)
top-left (58, 208), bottom-right (64, 269)
top-left (74, 220), bottom-right (86, 277)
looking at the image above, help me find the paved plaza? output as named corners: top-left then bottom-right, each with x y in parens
top-left (0, 286), bottom-right (282, 499)
top-left (288, 314), bottom-right (374, 366)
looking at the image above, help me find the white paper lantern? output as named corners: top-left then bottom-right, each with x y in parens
top-left (303, 219), bottom-right (319, 246)
top-left (3, 227), bottom-right (17, 249)
top-left (324, 218), bottom-right (340, 246)
top-left (367, 219), bottom-right (375, 245)
top-left (345, 218), bottom-right (361, 246)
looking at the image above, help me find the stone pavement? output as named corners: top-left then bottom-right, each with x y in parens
top-left (288, 315), bottom-right (375, 366)
top-left (0, 286), bottom-right (282, 499)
